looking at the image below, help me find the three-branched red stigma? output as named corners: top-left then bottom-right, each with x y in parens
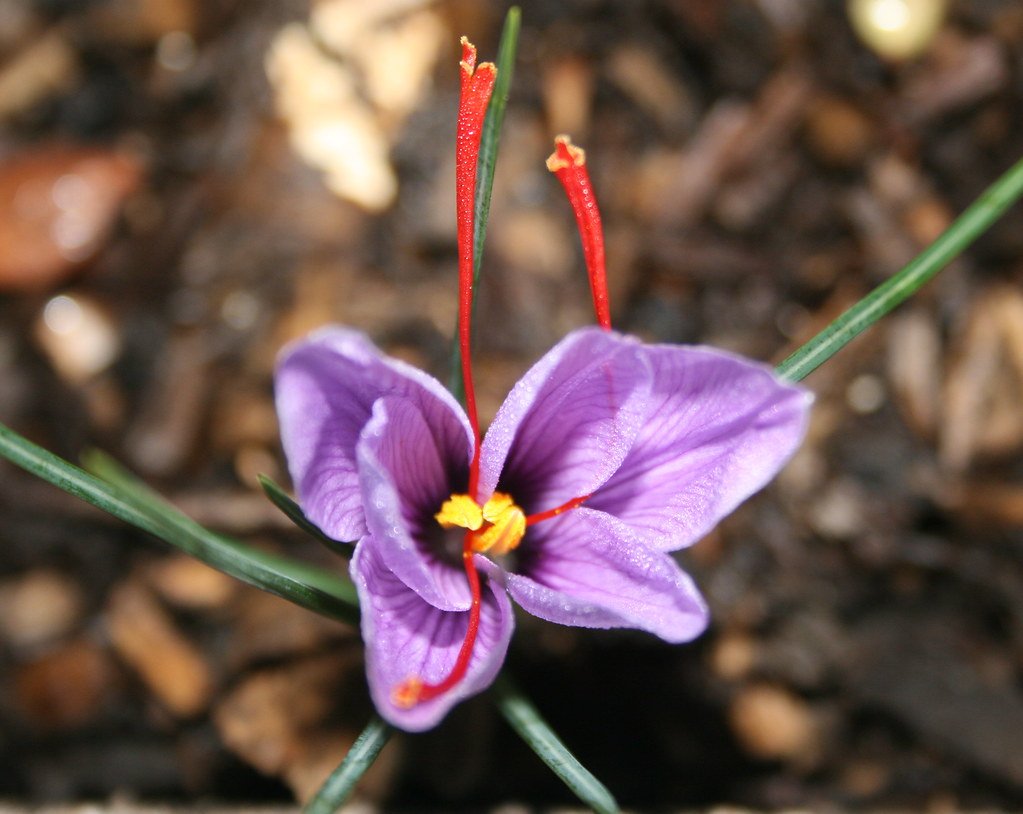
top-left (391, 39), bottom-right (613, 710)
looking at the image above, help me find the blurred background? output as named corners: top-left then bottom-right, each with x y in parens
top-left (1, 0), bottom-right (1023, 810)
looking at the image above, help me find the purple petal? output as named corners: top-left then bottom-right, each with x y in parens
top-left (478, 328), bottom-right (651, 511)
top-left (587, 343), bottom-right (811, 551)
top-left (357, 397), bottom-right (472, 611)
top-left (275, 327), bottom-right (472, 542)
top-left (352, 540), bottom-right (514, 732)
top-left (506, 508), bottom-right (707, 643)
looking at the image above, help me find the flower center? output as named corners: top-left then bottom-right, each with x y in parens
top-left (435, 491), bottom-right (526, 556)
top-left (390, 489), bottom-right (591, 710)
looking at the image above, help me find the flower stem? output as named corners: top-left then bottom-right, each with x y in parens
top-left (776, 154), bottom-right (1023, 382)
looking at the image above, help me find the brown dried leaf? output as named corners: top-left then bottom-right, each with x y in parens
top-left (0, 146), bottom-right (140, 292)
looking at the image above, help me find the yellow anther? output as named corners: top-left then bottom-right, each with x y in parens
top-left (473, 493), bottom-right (526, 556)
top-left (481, 492), bottom-right (513, 522)
top-left (435, 494), bottom-right (483, 530)
top-left (435, 491), bottom-right (527, 556)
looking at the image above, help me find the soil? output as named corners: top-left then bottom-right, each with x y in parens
top-left (2, 0), bottom-right (1023, 811)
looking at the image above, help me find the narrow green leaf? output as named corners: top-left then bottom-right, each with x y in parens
top-left (450, 6), bottom-right (522, 401)
top-left (304, 716), bottom-right (392, 814)
top-left (472, 6), bottom-right (521, 292)
top-left (257, 473), bottom-right (352, 556)
top-left (777, 154), bottom-right (1023, 382)
top-left (0, 422), bottom-right (358, 625)
top-left (494, 674), bottom-right (619, 814)
top-left (83, 448), bottom-right (359, 620)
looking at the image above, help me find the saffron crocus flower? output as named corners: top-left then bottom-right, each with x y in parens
top-left (274, 37), bottom-right (811, 731)
top-left (276, 325), bottom-right (810, 730)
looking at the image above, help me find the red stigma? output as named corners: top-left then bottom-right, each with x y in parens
top-left (392, 53), bottom-right (602, 713)
top-left (395, 532), bottom-right (483, 706)
top-left (393, 38), bottom-right (495, 711)
top-left (525, 493), bottom-right (591, 525)
top-left (456, 37), bottom-right (496, 499)
top-left (547, 136), bottom-right (612, 331)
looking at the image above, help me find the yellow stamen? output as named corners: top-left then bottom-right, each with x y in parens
top-left (434, 492), bottom-right (527, 556)
top-left (474, 497), bottom-right (526, 556)
top-left (481, 492), bottom-right (513, 521)
top-left (435, 494), bottom-right (484, 530)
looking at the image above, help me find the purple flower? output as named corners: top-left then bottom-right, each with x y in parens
top-left (275, 324), bottom-right (810, 731)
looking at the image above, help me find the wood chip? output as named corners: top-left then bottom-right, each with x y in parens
top-left (729, 683), bottom-right (818, 762)
top-left (635, 101), bottom-right (750, 225)
top-left (266, 24), bottom-right (396, 212)
top-left (636, 70), bottom-right (810, 226)
top-left (33, 293), bottom-right (121, 383)
top-left (213, 650), bottom-right (392, 802)
top-left (145, 555), bottom-right (238, 610)
top-left (106, 581), bottom-right (213, 717)
top-left (0, 28), bottom-right (77, 120)
top-left (887, 307), bottom-right (942, 438)
top-left (943, 480), bottom-right (1023, 528)
top-left (225, 589), bottom-right (355, 671)
top-left (541, 56), bottom-right (594, 138)
top-left (0, 569), bottom-right (84, 648)
top-left (125, 330), bottom-right (210, 476)
top-left (607, 44), bottom-right (694, 132)
top-left (14, 638), bottom-right (115, 729)
top-left (941, 286), bottom-right (1023, 470)
top-left (804, 95), bottom-right (875, 168)
top-left (901, 33), bottom-right (1008, 124)
top-left (83, 0), bottom-right (196, 45)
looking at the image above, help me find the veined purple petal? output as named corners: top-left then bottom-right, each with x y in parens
top-left (506, 508), bottom-right (708, 643)
top-left (275, 327), bottom-right (472, 542)
top-left (352, 540), bottom-right (514, 732)
top-left (587, 343), bottom-right (811, 551)
top-left (478, 328), bottom-right (651, 512)
top-left (357, 396), bottom-right (472, 611)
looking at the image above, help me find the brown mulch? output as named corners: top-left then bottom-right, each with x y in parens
top-left (2, 0), bottom-right (1023, 811)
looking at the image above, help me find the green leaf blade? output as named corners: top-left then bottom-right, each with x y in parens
top-left (304, 716), bottom-right (392, 814)
top-left (472, 5), bottom-right (521, 291)
top-left (258, 473), bottom-right (352, 556)
top-left (776, 154), bottom-right (1023, 382)
top-left (494, 675), bottom-right (620, 814)
top-left (0, 422), bottom-right (359, 625)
